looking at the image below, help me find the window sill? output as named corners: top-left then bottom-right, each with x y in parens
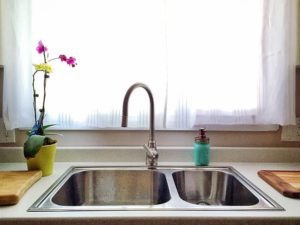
top-left (19, 124), bottom-right (279, 132)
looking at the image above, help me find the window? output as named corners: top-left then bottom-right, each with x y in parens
top-left (0, 0), bottom-right (298, 130)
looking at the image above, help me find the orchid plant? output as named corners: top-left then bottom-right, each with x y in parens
top-left (24, 41), bottom-right (77, 159)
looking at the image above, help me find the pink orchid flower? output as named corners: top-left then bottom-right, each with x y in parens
top-left (66, 57), bottom-right (77, 67)
top-left (59, 54), bottom-right (67, 62)
top-left (36, 41), bottom-right (48, 54)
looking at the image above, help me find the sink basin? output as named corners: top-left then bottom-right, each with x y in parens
top-left (52, 170), bottom-right (170, 206)
top-left (173, 170), bottom-right (258, 206)
top-left (29, 166), bottom-right (283, 211)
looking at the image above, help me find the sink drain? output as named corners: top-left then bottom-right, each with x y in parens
top-left (196, 201), bottom-right (210, 206)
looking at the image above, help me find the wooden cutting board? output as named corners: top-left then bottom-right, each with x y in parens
top-left (258, 170), bottom-right (300, 198)
top-left (0, 170), bottom-right (42, 205)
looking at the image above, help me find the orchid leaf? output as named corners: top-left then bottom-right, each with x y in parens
top-left (24, 135), bottom-right (46, 159)
top-left (43, 124), bottom-right (56, 130)
top-left (24, 135), bottom-right (57, 159)
top-left (29, 122), bottom-right (44, 136)
top-left (27, 124), bottom-right (57, 137)
top-left (23, 135), bottom-right (56, 159)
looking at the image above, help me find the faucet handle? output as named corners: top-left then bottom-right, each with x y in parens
top-left (143, 144), bottom-right (158, 158)
top-left (143, 144), bottom-right (159, 169)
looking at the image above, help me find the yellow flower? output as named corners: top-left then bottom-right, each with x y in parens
top-left (34, 63), bottom-right (53, 73)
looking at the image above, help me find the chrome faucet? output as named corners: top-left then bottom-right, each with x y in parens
top-left (121, 82), bottom-right (158, 169)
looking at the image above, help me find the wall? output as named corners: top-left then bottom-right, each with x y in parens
top-left (0, 2), bottom-right (2, 65)
top-left (298, 0), bottom-right (300, 64)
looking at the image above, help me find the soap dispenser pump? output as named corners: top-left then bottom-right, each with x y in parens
top-left (193, 128), bottom-right (210, 166)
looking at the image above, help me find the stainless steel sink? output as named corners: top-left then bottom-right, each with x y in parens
top-left (29, 166), bottom-right (283, 211)
top-left (173, 170), bottom-right (259, 206)
top-left (52, 170), bottom-right (170, 206)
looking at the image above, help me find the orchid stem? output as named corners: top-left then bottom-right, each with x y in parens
top-left (40, 50), bottom-right (48, 126)
top-left (32, 70), bottom-right (39, 124)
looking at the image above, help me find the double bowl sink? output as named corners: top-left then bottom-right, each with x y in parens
top-left (29, 166), bottom-right (283, 211)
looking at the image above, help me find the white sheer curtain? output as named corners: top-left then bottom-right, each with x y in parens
top-left (165, 0), bottom-right (263, 128)
top-left (0, 0), bottom-right (298, 130)
top-left (0, 0), bottom-right (33, 129)
top-left (30, 0), bottom-right (168, 129)
top-left (165, 0), bottom-right (298, 128)
top-left (259, 0), bottom-right (298, 125)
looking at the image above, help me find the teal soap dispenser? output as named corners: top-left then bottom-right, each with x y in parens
top-left (193, 128), bottom-right (210, 166)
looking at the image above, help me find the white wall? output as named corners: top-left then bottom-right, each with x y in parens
top-left (298, 0), bottom-right (300, 64)
top-left (0, 2), bottom-right (2, 64)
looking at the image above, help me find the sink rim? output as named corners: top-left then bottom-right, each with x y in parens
top-left (28, 166), bottom-right (284, 212)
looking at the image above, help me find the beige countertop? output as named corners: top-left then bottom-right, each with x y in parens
top-left (0, 147), bottom-right (300, 225)
top-left (0, 162), bottom-right (300, 225)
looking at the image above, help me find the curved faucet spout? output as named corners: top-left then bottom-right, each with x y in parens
top-left (121, 82), bottom-right (158, 168)
top-left (121, 83), bottom-right (155, 143)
